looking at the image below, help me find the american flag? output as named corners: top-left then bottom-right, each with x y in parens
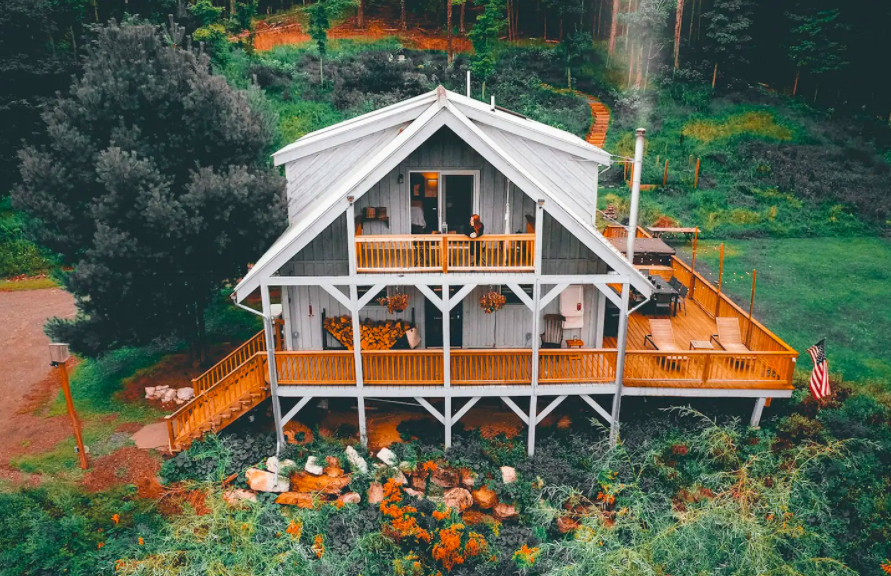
top-left (807, 339), bottom-right (830, 400)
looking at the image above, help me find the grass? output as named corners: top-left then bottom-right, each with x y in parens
top-left (676, 237), bottom-right (891, 383)
top-left (8, 419), bottom-right (131, 477)
top-left (0, 277), bottom-right (57, 291)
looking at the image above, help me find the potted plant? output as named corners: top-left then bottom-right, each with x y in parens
top-left (377, 292), bottom-right (410, 314)
top-left (479, 291), bottom-right (506, 314)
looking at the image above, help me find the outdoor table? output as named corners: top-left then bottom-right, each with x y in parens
top-left (607, 237), bottom-right (677, 267)
top-left (648, 275), bottom-right (680, 316)
top-left (689, 340), bottom-right (714, 350)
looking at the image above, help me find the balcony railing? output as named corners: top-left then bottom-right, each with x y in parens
top-left (354, 234), bottom-right (535, 273)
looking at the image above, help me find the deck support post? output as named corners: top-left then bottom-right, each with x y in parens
top-left (346, 201), bottom-right (368, 447)
top-left (261, 284), bottom-right (286, 454)
top-left (609, 285), bottom-right (631, 447)
top-left (442, 282), bottom-right (451, 448)
top-left (445, 396), bottom-right (453, 448)
top-left (529, 279), bottom-right (542, 456)
top-left (527, 395), bottom-right (538, 457)
top-left (750, 397), bottom-right (766, 428)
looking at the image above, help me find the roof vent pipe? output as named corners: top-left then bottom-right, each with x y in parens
top-left (626, 128), bottom-right (646, 265)
top-left (490, 95), bottom-right (495, 111)
top-left (466, 71), bottom-right (471, 98)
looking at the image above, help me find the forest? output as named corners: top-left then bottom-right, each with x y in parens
top-left (1, 0), bottom-right (890, 575)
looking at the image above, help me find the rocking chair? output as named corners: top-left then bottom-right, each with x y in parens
top-left (541, 314), bottom-right (566, 349)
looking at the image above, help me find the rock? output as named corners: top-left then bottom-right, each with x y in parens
top-left (344, 445), bottom-right (368, 474)
top-left (367, 482), bottom-right (384, 505)
top-left (324, 456), bottom-right (344, 478)
top-left (376, 447), bottom-right (397, 466)
top-left (409, 472), bottom-right (428, 491)
top-left (304, 456), bottom-right (324, 476)
top-left (266, 457), bottom-right (296, 475)
top-left (500, 466), bottom-right (517, 484)
top-left (175, 398), bottom-right (184, 405)
top-left (176, 387), bottom-right (195, 401)
top-left (431, 467), bottom-right (459, 488)
top-left (443, 487), bottom-right (473, 511)
top-left (144, 386), bottom-right (156, 397)
top-left (161, 389), bottom-right (177, 403)
top-left (156, 385), bottom-right (169, 391)
top-left (392, 470), bottom-right (407, 485)
top-left (289, 471), bottom-right (350, 494)
top-left (338, 492), bottom-right (361, 505)
top-left (223, 489), bottom-right (257, 506)
top-left (460, 468), bottom-right (476, 489)
top-left (472, 486), bottom-right (498, 510)
top-left (557, 516), bottom-right (580, 533)
top-left (275, 492), bottom-right (315, 508)
top-left (246, 468), bottom-right (289, 493)
top-left (462, 509), bottom-right (495, 526)
top-left (404, 487), bottom-right (424, 498)
top-left (493, 503), bottom-right (518, 521)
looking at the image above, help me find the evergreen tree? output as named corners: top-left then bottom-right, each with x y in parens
top-left (308, 0), bottom-right (331, 84)
top-left (702, 0), bottom-right (754, 86)
top-left (14, 22), bottom-right (285, 361)
top-left (787, 8), bottom-right (848, 100)
top-left (468, 0), bottom-right (506, 97)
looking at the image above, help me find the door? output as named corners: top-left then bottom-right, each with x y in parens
top-left (409, 172), bottom-right (438, 234)
top-left (424, 286), bottom-right (463, 348)
top-left (442, 174), bottom-right (475, 234)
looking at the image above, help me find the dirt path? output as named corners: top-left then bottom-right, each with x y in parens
top-left (0, 289), bottom-right (77, 479)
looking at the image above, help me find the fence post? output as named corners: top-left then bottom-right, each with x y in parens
top-left (715, 243), bottom-right (724, 317)
top-left (701, 354), bottom-right (713, 386)
top-left (694, 158), bottom-right (701, 189)
top-left (663, 159), bottom-right (669, 186)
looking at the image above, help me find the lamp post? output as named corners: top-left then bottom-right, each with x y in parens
top-left (48, 343), bottom-right (89, 469)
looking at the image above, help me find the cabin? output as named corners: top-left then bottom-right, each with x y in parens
top-left (166, 87), bottom-right (798, 454)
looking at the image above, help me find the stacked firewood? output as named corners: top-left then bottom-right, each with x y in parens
top-left (324, 315), bottom-right (409, 350)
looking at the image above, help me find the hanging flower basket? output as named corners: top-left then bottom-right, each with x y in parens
top-left (479, 291), bottom-right (506, 314)
top-left (377, 292), bottom-right (410, 314)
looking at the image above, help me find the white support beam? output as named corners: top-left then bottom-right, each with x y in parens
top-left (536, 395), bottom-right (567, 424)
top-left (281, 396), bottom-right (314, 426)
top-left (452, 396), bottom-right (481, 422)
top-left (527, 395), bottom-right (538, 456)
top-left (320, 284), bottom-right (351, 309)
top-left (593, 282), bottom-right (622, 308)
top-left (506, 282), bottom-right (534, 311)
top-left (750, 397), bottom-right (767, 428)
top-left (448, 283), bottom-right (477, 311)
top-left (442, 284), bottom-right (451, 389)
top-left (266, 274), bottom-right (628, 288)
top-left (445, 396), bottom-right (453, 448)
top-left (346, 203), bottom-right (358, 276)
top-left (348, 284), bottom-right (367, 447)
top-left (261, 286), bottom-right (286, 453)
top-left (533, 202), bottom-right (544, 275)
top-left (540, 283), bottom-right (570, 309)
top-left (358, 283), bottom-right (387, 309)
top-left (530, 281), bottom-right (542, 394)
top-left (416, 284), bottom-right (444, 311)
top-left (581, 394), bottom-right (613, 424)
top-left (501, 396), bottom-right (530, 426)
top-left (595, 290), bottom-right (606, 348)
top-left (415, 397), bottom-right (446, 425)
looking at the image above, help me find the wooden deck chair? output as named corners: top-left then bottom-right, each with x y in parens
top-left (710, 318), bottom-right (751, 352)
top-left (643, 319), bottom-right (680, 351)
top-left (541, 314), bottom-right (565, 349)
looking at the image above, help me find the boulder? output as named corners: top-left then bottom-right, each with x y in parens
top-left (376, 447), bottom-right (397, 466)
top-left (144, 386), bottom-right (156, 397)
top-left (404, 487), bottom-right (424, 498)
top-left (176, 387), bottom-right (195, 401)
top-left (409, 472), bottom-right (428, 492)
top-left (557, 516), bottom-right (580, 533)
top-left (289, 470), bottom-right (351, 494)
top-left (246, 468), bottom-right (289, 493)
top-left (344, 445), bottom-right (368, 474)
top-left (443, 487), bottom-right (473, 511)
top-left (367, 482), bottom-right (384, 505)
top-left (304, 456), bottom-right (324, 476)
top-left (471, 486), bottom-right (498, 510)
top-left (393, 470), bottom-right (408, 485)
top-left (275, 492), bottom-right (315, 508)
top-left (161, 389), bottom-right (177, 403)
top-left (338, 492), bottom-right (361, 505)
top-left (266, 456), bottom-right (296, 476)
top-left (500, 466), bottom-right (517, 484)
top-left (460, 468), bottom-right (476, 489)
top-left (324, 456), bottom-right (344, 478)
top-left (493, 503), bottom-right (518, 521)
top-left (431, 467), bottom-right (459, 488)
top-left (156, 385), bottom-right (169, 391)
top-left (223, 489), bottom-right (257, 506)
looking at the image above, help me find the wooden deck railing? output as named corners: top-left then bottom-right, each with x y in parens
top-left (364, 350), bottom-right (444, 385)
top-left (539, 349), bottom-right (618, 383)
top-left (166, 353), bottom-right (269, 449)
top-left (191, 320), bottom-right (283, 395)
top-left (276, 350), bottom-right (356, 385)
top-left (452, 350), bottom-right (532, 385)
top-left (355, 234), bottom-right (535, 273)
top-left (624, 350), bottom-right (796, 389)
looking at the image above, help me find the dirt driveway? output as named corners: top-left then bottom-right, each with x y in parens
top-left (0, 289), bottom-right (76, 475)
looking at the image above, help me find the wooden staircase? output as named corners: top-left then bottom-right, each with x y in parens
top-left (585, 98), bottom-right (610, 149)
top-left (165, 323), bottom-right (282, 452)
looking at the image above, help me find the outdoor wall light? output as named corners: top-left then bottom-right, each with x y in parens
top-left (398, 173), bottom-right (404, 184)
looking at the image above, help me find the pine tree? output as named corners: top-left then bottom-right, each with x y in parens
top-left (702, 0), bottom-right (754, 87)
top-left (14, 22), bottom-right (285, 361)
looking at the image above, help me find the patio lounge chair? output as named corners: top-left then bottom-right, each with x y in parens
top-left (710, 318), bottom-right (751, 352)
top-left (643, 319), bottom-right (681, 351)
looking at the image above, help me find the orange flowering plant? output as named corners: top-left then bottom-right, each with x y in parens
top-left (380, 478), bottom-right (432, 544)
top-left (431, 523), bottom-right (488, 572)
top-left (513, 544), bottom-right (540, 568)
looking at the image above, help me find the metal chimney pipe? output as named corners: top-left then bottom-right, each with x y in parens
top-left (626, 128), bottom-right (646, 263)
top-left (466, 71), bottom-right (471, 98)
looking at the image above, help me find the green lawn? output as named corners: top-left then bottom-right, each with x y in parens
top-left (676, 237), bottom-right (891, 383)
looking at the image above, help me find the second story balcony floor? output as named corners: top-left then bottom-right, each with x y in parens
top-left (354, 233), bottom-right (536, 273)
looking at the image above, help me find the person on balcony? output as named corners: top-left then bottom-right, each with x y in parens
top-left (467, 214), bottom-right (485, 239)
top-left (411, 200), bottom-right (427, 234)
top-left (467, 214), bottom-right (486, 266)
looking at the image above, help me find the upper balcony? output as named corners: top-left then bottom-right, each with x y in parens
top-left (354, 233), bottom-right (536, 273)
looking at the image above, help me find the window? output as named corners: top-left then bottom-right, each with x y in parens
top-left (500, 285), bottom-right (533, 305)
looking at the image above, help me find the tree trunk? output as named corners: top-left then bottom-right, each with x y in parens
top-left (711, 62), bottom-right (718, 89)
top-left (673, 0), bottom-right (684, 69)
top-left (544, 7), bottom-right (547, 40)
top-left (644, 40), bottom-right (652, 88)
top-left (447, 0), bottom-right (453, 61)
top-left (358, 0), bottom-right (364, 28)
top-left (230, 0), bottom-right (236, 17)
top-left (93, 0), bottom-right (99, 22)
top-left (628, 41), bottom-right (635, 87)
top-left (635, 43), bottom-right (643, 87)
top-left (401, 0), bottom-right (407, 30)
top-left (460, 1), bottom-right (466, 33)
top-left (813, 83), bottom-right (819, 103)
top-left (608, 0), bottom-right (619, 53)
top-left (320, 54), bottom-right (324, 85)
top-left (559, 15), bottom-right (563, 40)
top-left (793, 69), bottom-right (800, 95)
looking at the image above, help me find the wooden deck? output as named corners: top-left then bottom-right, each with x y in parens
top-left (355, 233), bottom-right (535, 273)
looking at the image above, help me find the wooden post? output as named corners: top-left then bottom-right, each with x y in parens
top-left (715, 242), bottom-right (724, 316)
top-left (689, 228), bottom-right (698, 296)
top-left (261, 284), bottom-right (286, 453)
top-left (663, 158), bottom-right (669, 186)
top-left (609, 284), bottom-right (631, 447)
top-left (693, 157), bottom-right (700, 188)
top-left (57, 360), bottom-right (89, 469)
top-left (711, 62), bottom-right (718, 88)
top-left (746, 269), bottom-right (757, 346)
top-left (528, 280), bottom-right (542, 456)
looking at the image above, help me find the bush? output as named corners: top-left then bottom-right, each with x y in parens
top-left (160, 432), bottom-right (276, 484)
